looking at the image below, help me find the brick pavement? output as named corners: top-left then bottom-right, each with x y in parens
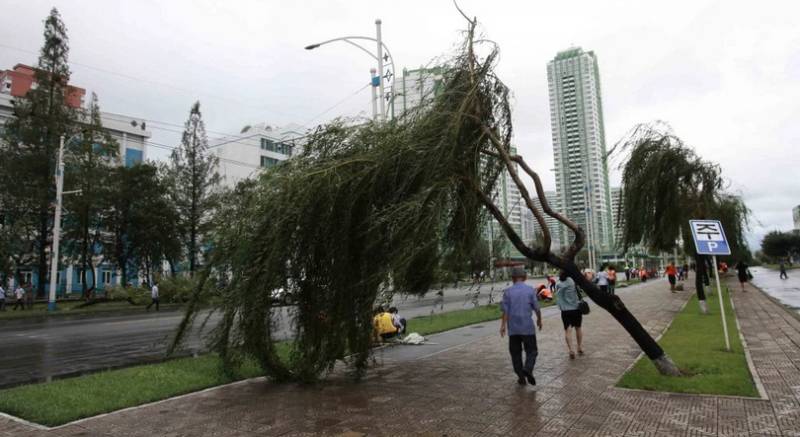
top-left (3, 277), bottom-right (800, 436)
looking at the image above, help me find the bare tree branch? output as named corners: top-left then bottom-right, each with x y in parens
top-left (479, 127), bottom-right (552, 252)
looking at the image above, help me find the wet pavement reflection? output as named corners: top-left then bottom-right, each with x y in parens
top-left (749, 266), bottom-right (800, 314)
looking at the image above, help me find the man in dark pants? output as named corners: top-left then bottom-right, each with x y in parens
top-left (500, 267), bottom-right (543, 386)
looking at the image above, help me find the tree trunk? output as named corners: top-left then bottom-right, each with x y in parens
top-left (694, 253), bottom-right (706, 301)
top-left (553, 254), bottom-right (682, 376)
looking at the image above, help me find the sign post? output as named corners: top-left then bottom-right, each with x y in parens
top-left (689, 219), bottom-right (731, 352)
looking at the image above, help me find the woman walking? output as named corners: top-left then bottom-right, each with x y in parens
top-left (735, 260), bottom-right (749, 292)
top-left (555, 270), bottom-right (583, 359)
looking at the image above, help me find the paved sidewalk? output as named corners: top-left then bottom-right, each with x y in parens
top-left (4, 277), bottom-right (800, 436)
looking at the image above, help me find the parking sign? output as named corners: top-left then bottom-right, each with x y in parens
top-left (689, 220), bottom-right (731, 255)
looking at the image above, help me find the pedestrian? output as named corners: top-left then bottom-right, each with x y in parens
top-left (499, 266), bottom-right (542, 386)
top-left (0, 283), bottom-right (5, 311)
top-left (665, 262), bottom-right (678, 292)
top-left (735, 261), bottom-right (749, 292)
top-left (624, 264), bottom-right (631, 282)
top-left (779, 262), bottom-right (788, 280)
top-left (596, 264), bottom-right (610, 294)
top-left (683, 264), bottom-right (690, 281)
top-left (607, 265), bottom-right (617, 294)
top-left (146, 280), bottom-right (159, 311)
top-left (388, 306), bottom-right (406, 335)
top-left (373, 306), bottom-right (399, 340)
top-left (555, 270), bottom-right (584, 359)
top-left (13, 284), bottom-right (25, 311)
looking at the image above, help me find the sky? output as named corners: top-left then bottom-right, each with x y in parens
top-left (1, 0), bottom-right (798, 250)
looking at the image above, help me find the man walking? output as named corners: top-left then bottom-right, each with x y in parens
top-left (780, 262), bottom-right (788, 280)
top-left (12, 284), bottom-right (25, 311)
top-left (0, 283), bottom-right (5, 311)
top-left (500, 267), bottom-right (543, 386)
top-left (146, 280), bottom-right (159, 311)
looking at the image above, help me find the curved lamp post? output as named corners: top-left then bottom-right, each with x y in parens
top-left (305, 19), bottom-right (396, 121)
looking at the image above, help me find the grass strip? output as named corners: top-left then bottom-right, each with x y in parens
top-left (0, 300), bottom-right (182, 320)
top-left (616, 286), bottom-right (757, 397)
top-left (0, 302), bottom-right (524, 426)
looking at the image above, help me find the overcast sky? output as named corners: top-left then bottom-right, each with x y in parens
top-left (2, 0), bottom-right (798, 250)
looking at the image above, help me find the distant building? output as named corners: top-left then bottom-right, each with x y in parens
top-left (0, 63), bottom-right (150, 167)
top-left (0, 62), bottom-right (151, 295)
top-left (391, 67), bottom-right (444, 118)
top-left (211, 123), bottom-right (305, 188)
top-left (611, 186), bottom-right (623, 247)
top-left (547, 47), bottom-right (614, 267)
top-left (521, 191), bottom-right (563, 253)
top-left (794, 205), bottom-right (800, 231)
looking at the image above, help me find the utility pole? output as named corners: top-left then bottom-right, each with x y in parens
top-left (375, 19), bottom-right (386, 120)
top-left (370, 68), bottom-right (378, 121)
top-left (48, 135), bottom-right (81, 311)
top-left (47, 136), bottom-right (66, 311)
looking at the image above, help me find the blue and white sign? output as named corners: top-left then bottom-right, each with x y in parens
top-left (689, 219), bottom-right (731, 255)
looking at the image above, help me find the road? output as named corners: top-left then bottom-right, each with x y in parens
top-left (0, 279), bottom-right (525, 388)
top-left (749, 266), bottom-right (800, 315)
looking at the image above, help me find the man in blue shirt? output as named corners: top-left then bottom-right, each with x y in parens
top-left (500, 266), bottom-right (543, 385)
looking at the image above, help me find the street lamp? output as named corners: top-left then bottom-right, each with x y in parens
top-left (47, 135), bottom-right (81, 311)
top-left (305, 19), bottom-right (396, 121)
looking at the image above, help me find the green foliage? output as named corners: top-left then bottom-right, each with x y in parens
top-left (617, 288), bottom-right (757, 397)
top-left (156, 275), bottom-right (198, 303)
top-left (106, 164), bottom-right (180, 285)
top-left (174, 30), bottom-right (510, 382)
top-left (165, 102), bottom-right (221, 275)
top-left (617, 123), bottom-right (749, 257)
top-left (62, 93), bottom-right (119, 298)
top-left (0, 8), bottom-right (78, 296)
top-left (761, 230), bottom-right (800, 260)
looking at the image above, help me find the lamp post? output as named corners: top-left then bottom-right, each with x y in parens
top-left (48, 135), bottom-right (81, 311)
top-left (305, 19), bottom-right (396, 121)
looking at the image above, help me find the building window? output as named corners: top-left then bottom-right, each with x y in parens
top-left (260, 156), bottom-right (279, 168)
top-left (260, 138), bottom-right (292, 156)
top-left (102, 271), bottom-right (112, 285)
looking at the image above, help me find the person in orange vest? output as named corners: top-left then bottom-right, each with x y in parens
top-left (607, 265), bottom-right (617, 294)
top-left (373, 306), bottom-right (399, 341)
top-left (536, 284), bottom-right (553, 301)
top-left (665, 262), bottom-right (678, 292)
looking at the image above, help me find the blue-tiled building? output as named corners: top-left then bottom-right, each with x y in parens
top-left (0, 69), bottom-right (152, 295)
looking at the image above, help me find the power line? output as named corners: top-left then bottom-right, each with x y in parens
top-left (0, 43), bottom-right (305, 121)
top-left (301, 82), bottom-right (371, 128)
top-left (143, 139), bottom-right (262, 170)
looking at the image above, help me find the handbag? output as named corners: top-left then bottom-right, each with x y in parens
top-left (576, 288), bottom-right (590, 315)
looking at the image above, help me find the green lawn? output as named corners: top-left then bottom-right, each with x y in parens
top-left (0, 300), bottom-right (182, 320)
top-left (0, 302), bottom-right (519, 426)
top-left (617, 287), bottom-right (757, 397)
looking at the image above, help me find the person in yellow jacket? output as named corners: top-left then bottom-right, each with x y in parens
top-left (373, 306), bottom-right (399, 340)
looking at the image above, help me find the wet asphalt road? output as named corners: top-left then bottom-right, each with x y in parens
top-left (0, 279), bottom-right (522, 388)
top-left (749, 266), bottom-right (800, 314)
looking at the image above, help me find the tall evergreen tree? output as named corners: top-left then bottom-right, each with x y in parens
top-left (168, 102), bottom-right (220, 275)
top-left (62, 93), bottom-right (119, 299)
top-left (0, 8), bottom-right (78, 297)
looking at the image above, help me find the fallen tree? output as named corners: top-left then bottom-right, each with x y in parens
top-left (170, 16), bottom-right (681, 381)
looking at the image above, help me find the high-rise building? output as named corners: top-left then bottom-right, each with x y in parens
top-left (611, 186), bottom-right (624, 247)
top-left (210, 123), bottom-right (305, 188)
top-left (521, 191), bottom-right (563, 253)
top-left (547, 47), bottom-right (614, 267)
top-left (793, 205), bottom-right (800, 231)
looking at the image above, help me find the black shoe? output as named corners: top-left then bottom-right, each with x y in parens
top-left (524, 371), bottom-right (536, 385)
top-left (517, 376), bottom-right (526, 385)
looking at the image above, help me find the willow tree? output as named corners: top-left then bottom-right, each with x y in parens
top-left (172, 18), bottom-right (681, 380)
top-left (616, 123), bottom-right (750, 313)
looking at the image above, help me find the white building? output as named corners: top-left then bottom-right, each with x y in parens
top-left (210, 122), bottom-right (305, 188)
top-left (547, 47), bottom-right (614, 267)
top-left (391, 67), bottom-right (444, 118)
